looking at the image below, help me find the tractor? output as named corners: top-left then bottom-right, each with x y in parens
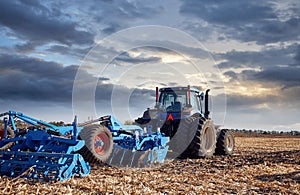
top-left (78, 85), bottom-right (235, 167)
top-left (134, 86), bottom-right (235, 158)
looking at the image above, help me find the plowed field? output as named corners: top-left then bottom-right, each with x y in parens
top-left (1, 134), bottom-right (299, 194)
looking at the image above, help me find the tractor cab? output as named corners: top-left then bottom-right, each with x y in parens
top-left (135, 85), bottom-right (211, 125)
top-left (158, 86), bottom-right (202, 114)
top-left (156, 86), bottom-right (210, 119)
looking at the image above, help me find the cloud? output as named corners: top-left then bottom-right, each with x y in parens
top-left (0, 1), bottom-right (94, 51)
top-left (0, 53), bottom-right (79, 102)
top-left (226, 93), bottom-right (278, 109)
top-left (219, 43), bottom-right (300, 89)
top-left (242, 67), bottom-right (300, 89)
top-left (78, 0), bottom-right (164, 34)
top-left (180, 1), bottom-right (276, 25)
top-left (114, 51), bottom-right (161, 64)
top-left (180, 0), bottom-right (300, 44)
top-left (294, 44), bottom-right (300, 63)
top-left (216, 44), bottom-right (298, 69)
top-left (0, 53), bottom-right (156, 118)
top-left (46, 45), bottom-right (92, 58)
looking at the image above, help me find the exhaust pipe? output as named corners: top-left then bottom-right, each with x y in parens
top-left (205, 89), bottom-right (210, 118)
top-left (155, 87), bottom-right (159, 107)
top-left (187, 85), bottom-right (191, 106)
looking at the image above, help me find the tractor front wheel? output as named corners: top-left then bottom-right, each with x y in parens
top-left (215, 129), bottom-right (235, 155)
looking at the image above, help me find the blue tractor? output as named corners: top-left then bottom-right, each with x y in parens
top-left (77, 86), bottom-right (235, 169)
top-left (134, 86), bottom-right (235, 158)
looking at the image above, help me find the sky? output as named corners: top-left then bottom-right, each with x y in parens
top-left (0, 0), bottom-right (299, 131)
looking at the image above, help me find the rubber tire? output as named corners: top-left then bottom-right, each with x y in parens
top-left (187, 118), bottom-right (217, 158)
top-left (168, 117), bottom-right (198, 159)
top-left (215, 129), bottom-right (235, 155)
top-left (79, 124), bottom-right (113, 164)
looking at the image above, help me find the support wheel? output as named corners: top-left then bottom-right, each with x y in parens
top-left (215, 129), bottom-right (235, 155)
top-left (79, 125), bottom-right (113, 163)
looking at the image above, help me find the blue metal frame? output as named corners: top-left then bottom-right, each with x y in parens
top-left (99, 115), bottom-right (170, 165)
top-left (0, 111), bottom-right (90, 181)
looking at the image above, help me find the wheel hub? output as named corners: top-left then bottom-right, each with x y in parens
top-left (94, 132), bottom-right (109, 155)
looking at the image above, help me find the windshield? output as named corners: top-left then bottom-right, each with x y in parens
top-left (159, 91), bottom-right (187, 112)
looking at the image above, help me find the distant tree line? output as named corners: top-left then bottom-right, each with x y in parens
top-left (231, 128), bottom-right (300, 136)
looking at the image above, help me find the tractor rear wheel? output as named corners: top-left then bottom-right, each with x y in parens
top-left (79, 124), bottom-right (113, 163)
top-left (215, 129), bottom-right (235, 155)
top-left (187, 118), bottom-right (217, 158)
top-left (168, 117), bottom-right (198, 159)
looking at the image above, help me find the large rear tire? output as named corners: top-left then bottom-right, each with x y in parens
top-left (170, 117), bottom-right (198, 159)
top-left (215, 129), bottom-right (235, 155)
top-left (79, 125), bottom-right (113, 163)
top-left (187, 118), bottom-right (217, 158)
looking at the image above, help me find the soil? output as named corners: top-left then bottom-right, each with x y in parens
top-left (0, 133), bottom-right (299, 194)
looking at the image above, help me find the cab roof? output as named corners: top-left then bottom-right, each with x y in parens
top-left (159, 86), bottom-right (200, 93)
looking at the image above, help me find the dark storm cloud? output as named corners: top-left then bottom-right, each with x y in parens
top-left (180, 0), bottom-right (300, 44)
top-left (87, 0), bottom-right (164, 34)
top-left (241, 67), bottom-right (300, 89)
top-left (216, 44), bottom-right (297, 69)
top-left (47, 45), bottom-right (92, 58)
top-left (219, 44), bottom-right (300, 88)
top-left (294, 45), bottom-right (300, 63)
top-left (0, 53), bottom-right (155, 105)
top-left (115, 52), bottom-right (161, 64)
top-left (180, 0), bottom-right (276, 25)
top-left (0, 53), bottom-right (79, 102)
top-left (223, 71), bottom-right (238, 81)
top-left (130, 44), bottom-right (210, 60)
top-left (226, 94), bottom-right (277, 108)
top-left (0, 1), bottom-right (94, 50)
top-left (102, 23), bottom-right (122, 35)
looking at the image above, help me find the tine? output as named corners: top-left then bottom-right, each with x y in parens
top-left (131, 151), bottom-right (143, 168)
top-left (120, 149), bottom-right (134, 168)
top-left (138, 150), bottom-right (150, 168)
top-left (109, 144), bottom-right (123, 166)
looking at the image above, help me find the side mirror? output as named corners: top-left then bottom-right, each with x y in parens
top-left (199, 92), bottom-right (204, 101)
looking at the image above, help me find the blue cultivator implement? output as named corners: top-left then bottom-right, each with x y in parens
top-left (0, 111), bottom-right (90, 181)
top-left (0, 110), bottom-right (170, 181)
